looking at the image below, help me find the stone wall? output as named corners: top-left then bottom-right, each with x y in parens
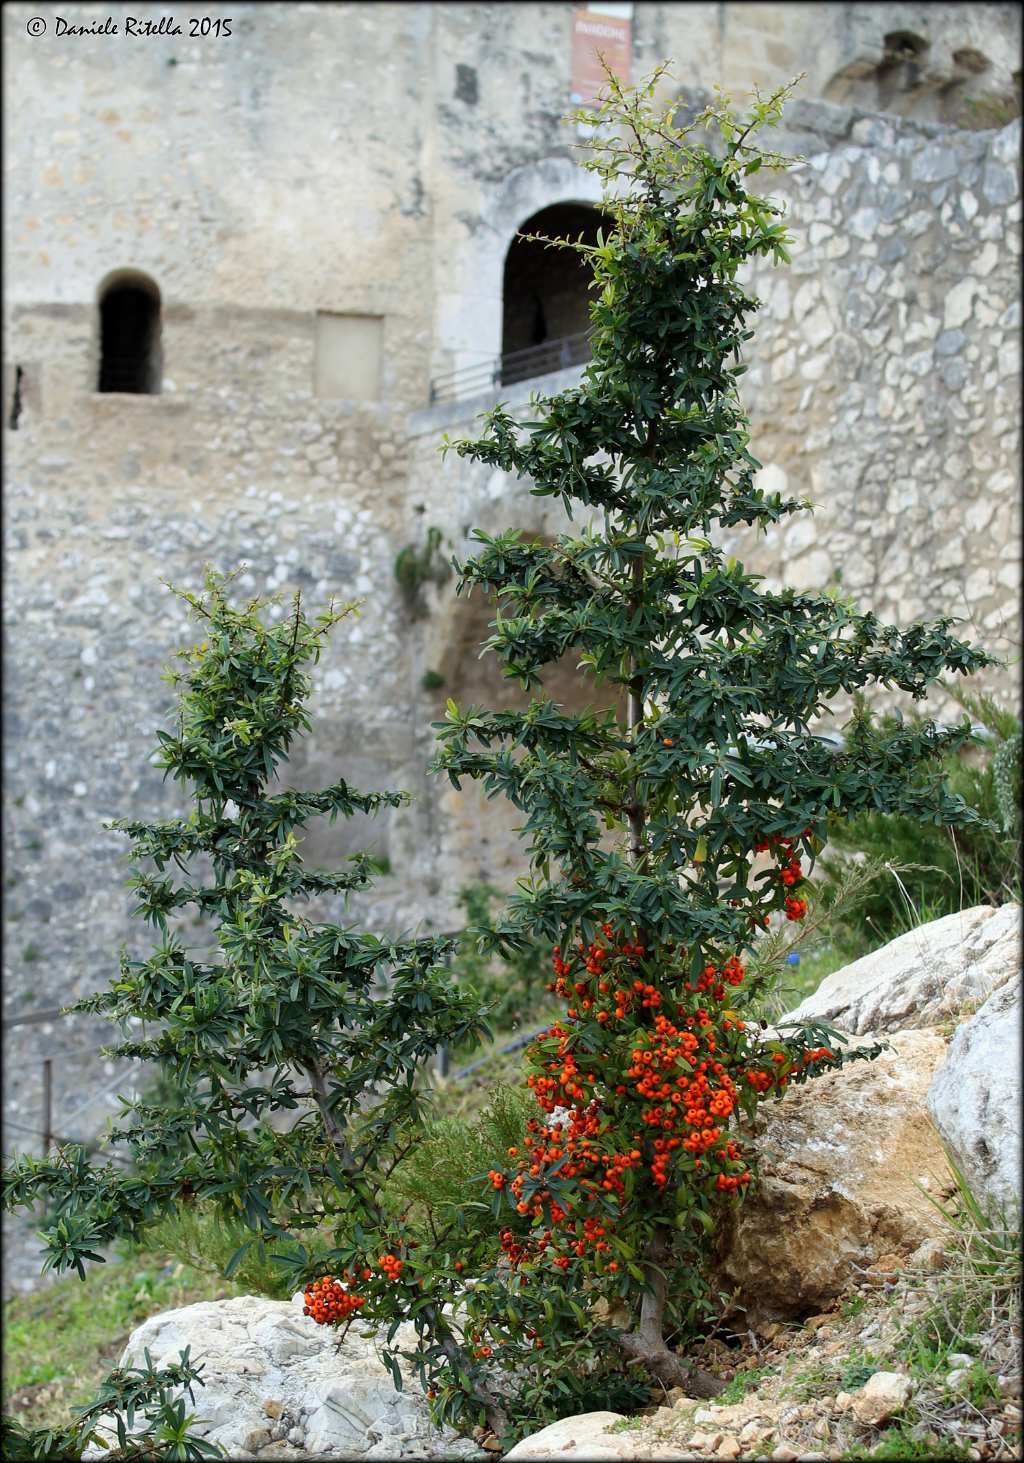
top-left (2, 1), bottom-right (1020, 1291)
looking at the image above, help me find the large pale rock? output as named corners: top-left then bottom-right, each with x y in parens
top-left (786, 903), bottom-right (1020, 1035)
top-left (927, 970), bottom-right (1022, 1217)
top-left (504, 1411), bottom-right (684, 1460)
top-left (714, 1029), bottom-right (951, 1321)
top-left (84, 1294), bottom-right (487, 1460)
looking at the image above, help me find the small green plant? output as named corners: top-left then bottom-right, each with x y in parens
top-left (992, 730), bottom-right (1022, 835)
top-left (839, 1357), bottom-right (882, 1392)
top-left (714, 1364), bottom-right (777, 1404)
top-left (394, 525), bottom-right (451, 617)
top-left (838, 1292), bottom-right (867, 1320)
top-left (1, 1348), bottom-right (223, 1461)
top-left (818, 690), bottom-right (1020, 949)
top-left (21, 944), bottom-right (40, 964)
top-left (908, 1148), bottom-right (1021, 1358)
top-left (839, 1427), bottom-right (971, 1461)
top-left (421, 669), bottom-right (446, 692)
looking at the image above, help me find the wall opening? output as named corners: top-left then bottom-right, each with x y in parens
top-left (501, 202), bottom-right (606, 384)
top-left (97, 270), bottom-right (162, 394)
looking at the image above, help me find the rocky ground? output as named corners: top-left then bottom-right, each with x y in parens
top-left (596, 1247), bottom-right (1021, 1461)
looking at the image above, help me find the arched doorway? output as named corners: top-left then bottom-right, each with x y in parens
top-left (501, 202), bottom-right (606, 385)
top-left (97, 270), bottom-right (162, 394)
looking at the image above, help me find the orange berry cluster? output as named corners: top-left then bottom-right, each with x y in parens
top-left (487, 855), bottom-right (833, 1285)
top-left (753, 831), bottom-right (810, 923)
top-left (623, 1009), bottom-right (747, 1185)
top-left (378, 1252), bottom-right (404, 1281)
top-left (302, 1274), bottom-right (366, 1325)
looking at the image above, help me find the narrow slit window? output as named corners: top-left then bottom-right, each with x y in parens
top-left (97, 272), bottom-right (162, 394)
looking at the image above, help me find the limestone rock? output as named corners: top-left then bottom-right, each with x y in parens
top-left (785, 904), bottom-right (1020, 1035)
top-left (927, 970), bottom-right (1022, 1216)
top-left (83, 1294), bottom-right (487, 1460)
top-left (503, 1412), bottom-right (637, 1460)
top-left (850, 1370), bottom-right (914, 1425)
top-left (713, 1029), bottom-right (950, 1320)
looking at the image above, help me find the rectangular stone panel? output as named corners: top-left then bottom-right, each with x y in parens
top-left (313, 312), bottom-right (383, 401)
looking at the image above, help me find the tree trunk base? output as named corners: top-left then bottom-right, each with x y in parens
top-left (617, 1329), bottom-right (724, 1398)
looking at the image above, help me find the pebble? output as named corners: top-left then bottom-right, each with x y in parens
top-left (691, 1432), bottom-right (722, 1450)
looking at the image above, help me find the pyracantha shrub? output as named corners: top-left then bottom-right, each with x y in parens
top-left (1, 571), bottom-right (494, 1433)
top-left (416, 64), bottom-right (995, 1421)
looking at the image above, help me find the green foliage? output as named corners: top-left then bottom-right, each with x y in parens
top-left (140, 1205), bottom-right (298, 1300)
top-left (449, 885), bottom-right (556, 1043)
top-left (1, 1349), bottom-right (223, 1461)
top-left (394, 526), bottom-right (451, 617)
top-left (819, 691), bottom-right (1020, 948)
top-left (421, 669), bottom-right (446, 691)
top-left (382, 1086), bottom-right (534, 1223)
top-left (839, 1428), bottom-right (971, 1461)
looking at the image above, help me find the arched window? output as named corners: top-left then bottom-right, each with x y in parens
top-left (97, 271), bottom-right (162, 394)
top-left (501, 202), bottom-right (606, 385)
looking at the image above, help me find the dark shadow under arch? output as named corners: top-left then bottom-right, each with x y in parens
top-left (501, 202), bottom-right (607, 382)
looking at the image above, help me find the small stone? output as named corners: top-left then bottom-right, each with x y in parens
top-left (983, 163), bottom-right (1019, 206)
top-left (851, 1372), bottom-right (914, 1426)
top-left (948, 1368), bottom-right (973, 1390)
top-left (947, 1353), bottom-right (975, 1369)
top-left (691, 1432), bottom-right (721, 1450)
top-left (848, 207), bottom-right (879, 241)
top-left (263, 1399), bottom-right (284, 1420)
top-left (481, 1437), bottom-right (502, 1452)
top-left (912, 144), bottom-right (959, 184)
top-left (716, 1439), bottom-right (741, 1459)
top-left (907, 1238), bottom-right (950, 1272)
top-left (771, 1447), bottom-right (800, 1461)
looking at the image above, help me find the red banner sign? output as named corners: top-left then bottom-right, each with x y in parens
top-left (570, 9), bottom-right (632, 108)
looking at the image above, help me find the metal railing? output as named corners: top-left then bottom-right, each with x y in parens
top-left (429, 330), bottom-right (592, 406)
